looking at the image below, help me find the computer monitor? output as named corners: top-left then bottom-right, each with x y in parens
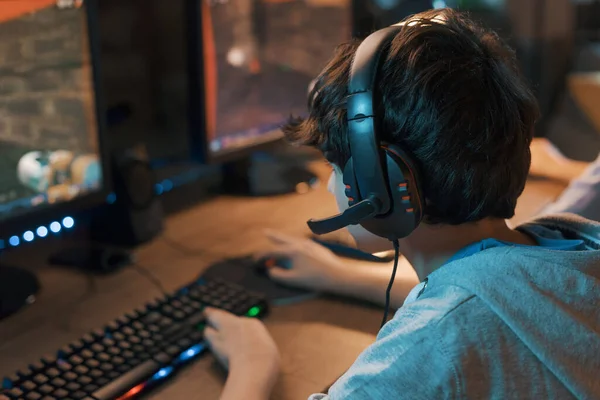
top-left (0, 0), bottom-right (109, 319)
top-left (186, 0), bottom-right (351, 194)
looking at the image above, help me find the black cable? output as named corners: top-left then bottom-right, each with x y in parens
top-left (130, 262), bottom-right (168, 296)
top-left (381, 239), bottom-right (400, 329)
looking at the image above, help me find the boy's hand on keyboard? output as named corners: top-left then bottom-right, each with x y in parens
top-left (256, 229), bottom-right (346, 291)
top-left (204, 307), bottom-right (280, 382)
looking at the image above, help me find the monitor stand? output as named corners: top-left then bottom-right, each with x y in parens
top-left (0, 265), bottom-right (40, 320)
top-left (220, 152), bottom-right (319, 196)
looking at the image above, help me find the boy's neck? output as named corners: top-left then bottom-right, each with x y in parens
top-left (399, 218), bottom-right (536, 281)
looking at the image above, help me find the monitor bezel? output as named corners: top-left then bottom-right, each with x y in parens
top-left (0, 0), bottom-right (112, 237)
top-left (185, 0), bottom-right (285, 165)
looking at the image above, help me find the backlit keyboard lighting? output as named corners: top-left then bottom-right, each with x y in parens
top-left (246, 305), bottom-right (262, 317)
top-left (177, 343), bottom-right (206, 363)
top-left (116, 382), bottom-right (147, 400)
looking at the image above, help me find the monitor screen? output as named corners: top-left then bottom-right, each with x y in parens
top-left (203, 0), bottom-right (351, 157)
top-left (0, 0), bottom-right (103, 222)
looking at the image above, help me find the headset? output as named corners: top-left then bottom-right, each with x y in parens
top-left (307, 25), bottom-right (425, 241)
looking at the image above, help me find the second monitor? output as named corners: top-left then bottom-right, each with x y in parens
top-left (188, 0), bottom-right (351, 195)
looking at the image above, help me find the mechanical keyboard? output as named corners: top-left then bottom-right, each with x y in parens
top-left (2, 276), bottom-right (269, 400)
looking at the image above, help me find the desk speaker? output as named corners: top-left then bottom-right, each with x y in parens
top-left (91, 149), bottom-right (163, 246)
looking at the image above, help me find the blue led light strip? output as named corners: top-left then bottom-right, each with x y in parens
top-left (2, 216), bottom-right (76, 250)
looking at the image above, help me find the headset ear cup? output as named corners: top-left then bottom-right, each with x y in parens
top-left (342, 158), bottom-right (360, 207)
top-left (383, 145), bottom-right (424, 225)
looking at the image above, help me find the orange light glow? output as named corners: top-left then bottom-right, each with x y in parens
top-left (116, 383), bottom-right (146, 400)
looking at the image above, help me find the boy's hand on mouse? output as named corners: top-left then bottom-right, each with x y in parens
top-left (256, 229), bottom-right (346, 291)
top-left (204, 307), bottom-right (280, 385)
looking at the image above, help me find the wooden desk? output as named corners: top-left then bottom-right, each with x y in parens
top-left (0, 162), bottom-right (567, 399)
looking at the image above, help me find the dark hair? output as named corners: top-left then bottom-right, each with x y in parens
top-left (283, 8), bottom-right (539, 225)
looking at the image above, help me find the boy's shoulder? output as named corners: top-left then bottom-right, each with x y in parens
top-left (326, 284), bottom-right (483, 399)
top-left (327, 282), bottom-right (551, 399)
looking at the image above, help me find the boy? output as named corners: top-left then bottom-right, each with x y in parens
top-left (204, 8), bottom-right (600, 399)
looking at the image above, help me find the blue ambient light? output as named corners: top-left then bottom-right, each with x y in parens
top-left (62, 216), bottom-right (74, 229)
top-left (9, 236), bottom-right (19, 247)
top-left (23, 231), bottom-right (35, 242)
top-left (50, 221), bottom-right (62, 233)
top-left (37, 226), bottom-right (48, 237)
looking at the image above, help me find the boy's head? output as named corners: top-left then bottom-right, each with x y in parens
top-left (283, 8), bottom-right (539, 250)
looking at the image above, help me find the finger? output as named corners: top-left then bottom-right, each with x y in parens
top-left (267, 266), bottom-right (296, 282)
top-left (204, 327), bottom-right (229, 369)
top-left (204, 307), bottom-right (234, 329)
top-left (253, 246), bottom-right (296, 263)
top-left (204, 326), bottom-right (219, 345)
top-left (263, 229), bottom-right (302, 246)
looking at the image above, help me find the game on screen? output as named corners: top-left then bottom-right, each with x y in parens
top-left (0, 0), bottom-right (102, 220)
top-left (203, 0), bottom-right (351, 154)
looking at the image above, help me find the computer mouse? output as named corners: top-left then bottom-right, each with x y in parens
top-left (255, 256), bottom-right (293, 275)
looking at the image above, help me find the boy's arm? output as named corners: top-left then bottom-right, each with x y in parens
top-left (321, 257), bottom-right (419, 309)
top-left (260, 230), bottom-right (419, 310)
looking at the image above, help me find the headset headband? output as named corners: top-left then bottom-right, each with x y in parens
top-left (346, 26), bottom-right (403, 215)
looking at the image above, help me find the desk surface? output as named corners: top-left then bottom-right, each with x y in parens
top-left (0, 162), bottom-right (567, 399)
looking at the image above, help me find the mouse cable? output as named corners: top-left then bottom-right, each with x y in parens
top-left (381, 239), bottom-right (400, 329)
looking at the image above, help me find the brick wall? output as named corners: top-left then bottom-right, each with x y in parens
top-left (0, 5), bottom-right (96, 154)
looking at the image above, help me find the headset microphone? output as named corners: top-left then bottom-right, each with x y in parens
top-left (307, 197), bottom-right (380, 235)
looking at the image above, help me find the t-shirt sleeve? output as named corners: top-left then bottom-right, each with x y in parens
top-left (308, 295), bottom-right (461, 400)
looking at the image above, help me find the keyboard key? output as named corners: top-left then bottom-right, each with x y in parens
top-left (97, 352), bottom-right (111, 362)
top-left (25, 391), bottom-right (42, 400)
top-left (69, 355), bottom-right (84, 365)
top-left (74, 365), bottom-right (89, 375)
top-left (21, 381), bottom-right (36, 391)
top-left (113, 332), bottom-right (126, 341)
top-left (118, 341), bottom-right (131, 350)
top-left (72, 390), bottom-right (88, 399)
top-left (46, 368), bottom-right (60, 378)
top-left (7, 388), bottom-right (24, 397)
top-left (153, 353), bottom-right (172, 364)
top-left (56, 360), bottom-right (72, 371)
top-left (38, 384), bottom-right (53, 394)
top-left (80, 349), bottom-right (94, 359)
top-left (50, 378), bottom-right (66, 387)
top-left (88, 370), bottom-right (103, 379)
top-left (129, 336), bottom-right (141, 344)
top-left (77, 375), bottom-right (93, 385)
top-left (81, 334), bottom-right (95, 344)
top-left (99, 363), bottom-right (113, 371)
top-left (52, 388), bottom-right (68, 397)
top-left (32, 374), bottom-right (48, 385)
top-left (41, 355), bottom-right (56, 365)
top-left (106, 371), bottom-right (121, 379)
top-left (132, 321), bottom-right (144, 330)
top-left (112, 356), bottom-right (125, 365)
top-left (122, 327), bottom-right (135, 336)
top-left (83, 384), bottom-right (98, 393)
top-left (142, 312), bottom-right (162, 324)
top-left (29, 361), bottom-right (45, 372)
top-left (85, 359), bottom-right (100, 369)
top-left (96, 377), bottom-right (109, 386)
top-left (102, 338), bottom-right (115, 347)
top-left (138, 330), bottom-right (151, 338)
top-left (63, 371), bottom-right (77, 381)
top-left (66, 382), bottom-right (81, 391)
top-left (90, 343), bottom-right (104, 352)
top-left (92, 360), bottom-right (160, 400)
